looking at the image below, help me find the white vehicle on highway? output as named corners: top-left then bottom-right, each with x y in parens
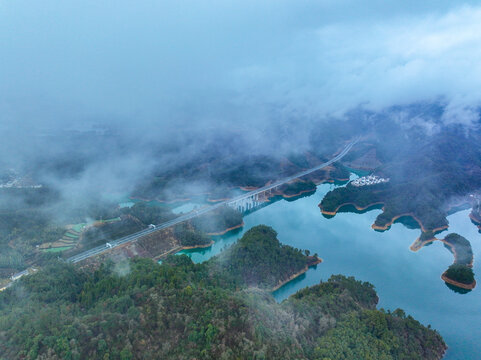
top-left (106, 242), bottom-right (113, 248)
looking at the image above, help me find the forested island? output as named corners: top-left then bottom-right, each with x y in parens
top-left (0, 225), bottom-right (446, 359)
top-left (410, 233), bottom-right (475, 290)
top-left (443, 264), bottom-right (475, 290)
top-left (440, 234), bottom-right (475, 290)
top-left (442, 233), bottom-right (474, 267)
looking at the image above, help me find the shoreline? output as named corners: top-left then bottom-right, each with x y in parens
top-left (154, 240), bottom-right (215, 260)
top-left (410, 237), bottom-right (437, 252)
top-left (281, 188), bottom-right (317, 199)
top-left (239, 186), bottom-right (260, 191)
top-left (272, 257), bottom-right (322, 291)
top-left (320, 200), bottom-right (449, 234)
top-left (468, 212), bottom-right (481, 229)
top-left (75, 221), bottom-right (242, 265)
top-left (372, 212), bottom-right (448, 233)
top-left (322, 178), bottom-right (350, 183)
top-left (320, 202), bottom-right (384, 216)
top-left (132, 172), bottom-right (348, 206)
top-left (410, 237), bottom-right (474, 267)
top-left (469, 212), bottom-right (480, 223)
top-left (207, 198), bottom-right (231, 203)
top-left (273, 179), bottom-right (339, 200)
top-left (180, 240), bottom-right (215, 250)
top-left (441, 273), bottom-right (476, 290)
top-left (206, 222), bottom-right (245, 236)
top-left (129, 196), bottom-right (194, 204)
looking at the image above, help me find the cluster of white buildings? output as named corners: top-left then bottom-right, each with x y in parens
top-left (351, 175), bottom-right (389, 187)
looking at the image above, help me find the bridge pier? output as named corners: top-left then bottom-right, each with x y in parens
top-left (229, 193), bottom-right (263, 214)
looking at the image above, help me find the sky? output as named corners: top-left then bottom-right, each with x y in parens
top-left (1, 1), bottom-right (481, 194)
top-left (2, 1), bottom-right (481, 132)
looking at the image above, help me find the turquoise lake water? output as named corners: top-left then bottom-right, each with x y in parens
top-left (179, 181), bottom-right (481, 359)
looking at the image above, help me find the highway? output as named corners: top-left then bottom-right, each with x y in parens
top-left (225, 138), bottom-right (357, 205)
top-left (66, 138), bottom-right (357, 264)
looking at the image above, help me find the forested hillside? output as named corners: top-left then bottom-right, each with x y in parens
top-left (0, 225), bottom-right (446, 360)
top-left (209, 225), bottom-right (318, 289)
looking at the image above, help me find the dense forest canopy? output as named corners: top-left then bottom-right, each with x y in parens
top-left (0, 225), bottom-right (446, 360)
top-left (3, 1), bottom-right (481, 358)
top-left (208, 225), bottom-right (314, 289)
top-left (445, 264), bottom-right (475, 285)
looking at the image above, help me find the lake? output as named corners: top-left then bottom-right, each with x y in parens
top-left (179, 180), bottom-right (481, 359)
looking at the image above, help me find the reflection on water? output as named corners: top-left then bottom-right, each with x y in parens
top-left (179, 180), bottom-right (481, 360)
top-left (392, 215), bottom-right (423, 230)
top-left (323, 203), bottom-right (384, 217)
top-left (445, 282), bottom-right (471, 295)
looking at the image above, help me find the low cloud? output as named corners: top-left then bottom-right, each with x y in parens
top-left (1, 1), bottom-right (481, 207)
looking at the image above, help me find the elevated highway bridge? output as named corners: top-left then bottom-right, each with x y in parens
top-left (67, 138), bottom-right (358, 263)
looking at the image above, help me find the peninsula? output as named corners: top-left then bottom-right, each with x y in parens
top-left (321, 126), bottom-right (481, 237)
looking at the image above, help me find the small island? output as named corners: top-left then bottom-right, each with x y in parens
top-left (441, 234), bottom-right (476, 290)
top-left (411, 232), bottom-right (475, 290)
top-left (442, 264), bottom-right (475, 290)
top-left (442, 233), bottom-right (474, 266)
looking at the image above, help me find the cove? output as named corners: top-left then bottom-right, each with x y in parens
top-left (179, 180), bottom-right (481, 360)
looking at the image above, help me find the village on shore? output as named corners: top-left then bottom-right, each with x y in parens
top-left (351, 175), bottom-right (389, 187)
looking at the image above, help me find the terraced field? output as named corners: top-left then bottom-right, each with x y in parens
top-left (39, 224), bottom-right (84, 251)
top-left (40, 219), bottom-right (122, 252)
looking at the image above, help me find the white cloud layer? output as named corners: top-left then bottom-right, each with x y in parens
top-left (1, 1), bottom-right (480, 140)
